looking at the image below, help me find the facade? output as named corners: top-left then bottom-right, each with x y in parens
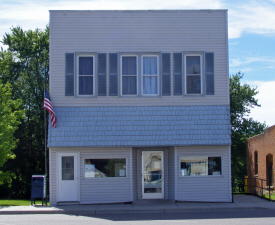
top-left (247, 125), bottom-right (275, 188)
top-left (48, 10), bottom-right (231, 206)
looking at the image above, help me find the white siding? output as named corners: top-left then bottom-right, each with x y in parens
top-left (49, 149), bottom-right (57, 206)
top-left (79, 148), bottom-right (132, 204)
top-left (50, 147), bottom-right (132, 204)
top-left (176, 146), bottom-right (231, 202)
top-left (49, 10), bottom-right (229, 107)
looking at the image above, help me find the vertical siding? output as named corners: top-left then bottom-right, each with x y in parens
top-left (176, 146), bottom-right (231, 202)
top-left (164, 149), bottom-right (169, 199)
top-left (49, 149), bottom-right (57, 206)
top-left (132, 148), bottom-right (138, 201)
top-left (168, 147), bottom-right (175, 200)
top-left (136, 149), bottom-right (142, 200)
top-left (79, 148), bottom-right (131, 204)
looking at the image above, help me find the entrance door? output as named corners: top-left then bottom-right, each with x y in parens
top-left (58, 153), bottom-right (78, 202)
top-left (142, 151), bottom-right (164, 199)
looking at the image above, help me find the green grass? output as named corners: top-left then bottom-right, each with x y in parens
top-left (263, 193), bottom-right (275, 201)
top-left (0, 199), bottom-right (49, 206)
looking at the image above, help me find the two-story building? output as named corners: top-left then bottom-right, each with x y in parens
top-left (48, 10), bottom-right (231, 205)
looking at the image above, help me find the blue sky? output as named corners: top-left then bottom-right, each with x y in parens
top-left (0, 0), bottom-right (275, 126)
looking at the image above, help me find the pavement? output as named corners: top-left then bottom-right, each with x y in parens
top-left (0, 195), bottom-right (274, 215)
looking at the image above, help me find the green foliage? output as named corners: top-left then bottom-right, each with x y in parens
top-left (0, 82), bottom-right (24, 167)
top-left (0, 26), bottom-right (49, 198)
top-left (230, 72), bottom-right (266, 178)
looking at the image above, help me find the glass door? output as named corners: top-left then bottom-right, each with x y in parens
top-left (142, 151), bottom-right (164, 199)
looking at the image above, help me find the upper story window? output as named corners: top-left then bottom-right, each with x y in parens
top-left (142, 55), bottom-right (159, 96)
top-left (121, 55), bottom-right (137, 96)
top-left (77, 55), bottom-right (95, 96)
top-left (185, 55), bottom-right (202, 95)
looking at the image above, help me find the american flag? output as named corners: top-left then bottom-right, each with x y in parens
top-left (43, 89), bottom-right (56, 128)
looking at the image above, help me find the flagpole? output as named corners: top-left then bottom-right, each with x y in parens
top-left (44, 78), bottom-right (48, 206)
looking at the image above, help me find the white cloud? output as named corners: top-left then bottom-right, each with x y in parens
top-left (246, 80), bottom-right (275, 126)
top-left (227, 0), bottom-right (275, 38)
top-left (229, 57), bottom-right (275, 67)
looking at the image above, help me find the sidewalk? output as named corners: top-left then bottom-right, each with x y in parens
top-left (0, 195), bottom-right (274, 215)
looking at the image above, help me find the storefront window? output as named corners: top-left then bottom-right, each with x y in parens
top-left (84, 158), bottom-right (126, 178)
top-left (180, 156), bottom-right (221, 176)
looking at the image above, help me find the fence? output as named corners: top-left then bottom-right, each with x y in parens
top-left (232, 177), bottom-right (271, 201)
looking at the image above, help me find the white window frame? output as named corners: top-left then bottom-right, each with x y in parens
top-left (141, 55), bottom-right (159, 96)
top-left (179, 156), bottom-right (222, 177)
top-left (77, 55), bottom-right (95, 96)
top-left (184, 54), bottom-right (202, 95)
top-left (120, 55), bottom-right (138, 96)
top-left (83, 157), bottom-right (128, 179)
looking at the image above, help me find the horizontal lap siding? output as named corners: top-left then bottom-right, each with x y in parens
top-left (79, 148), bottom-right (132, 204)
top-left (49, 10), bottom-right (228, 107)
top-left (176, 146), bottom-right (231, 202)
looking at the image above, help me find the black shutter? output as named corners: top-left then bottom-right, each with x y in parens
top-left (205, 52), bottom-right (214, 95)
top-left (109, 53), bottom-right (118, 96)
top-left (65, 53), bottom-right (74, 96)
top-left (162, 53), bottom-right (171, 96)
top-left (173, 53), bottom-right (182, 95)
top-left (98, 53), bottom-right (107, 96)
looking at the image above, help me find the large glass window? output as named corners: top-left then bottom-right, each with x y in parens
top-left (84, 158), bottom-right (126, 178)
top-left (78, 56), bottom-right (94, 95)
top-left (185, 55), bottom-right (202, 94)
top-left (180, 156), bottom-right (221, 176)
top-left (142, 56), bottom-right (158, 95)
top-left (121, 56), bottom-right (137, 95)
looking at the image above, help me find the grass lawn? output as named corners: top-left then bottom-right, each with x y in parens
top-left (0, 199), bottom-right (49, 206)
top-left (263, 193), bottom-right (275, 201)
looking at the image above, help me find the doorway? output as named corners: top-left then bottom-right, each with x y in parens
top-left (58, 153), bottom-right (78, 202)
top-left (142, 151), bottom-right (164, 199)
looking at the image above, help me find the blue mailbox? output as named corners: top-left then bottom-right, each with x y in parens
top-left (31, 175), bottom-right (46, 205)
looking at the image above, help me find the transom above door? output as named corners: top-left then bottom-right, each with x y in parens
top-left (142, 151), bottom-right (164, 199)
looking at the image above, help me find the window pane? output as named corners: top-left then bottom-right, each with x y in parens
top-left (181, 156), bottom-right (222, 176)
top-left (143, 57), bottom-right (157, 75)
top-left (187, 75), bottom-right (201, 94)
top-left (84, 159), bottom-right (126, 178)
top-left (62, 157), bottom-right (74, 180)
top-left (122, 76), bottom-right (137, 95)
top-left (143, 76), bottom-right (157, 94)
top-left (208, 157), bottom-right (222, 175)
top-left (79, 76), bottom-right (93, 95)
top-left (122, 57), bottom-right (136, 75)
top-left (181, 157), bottom-right (208, 176)
top-left (186, 56), bottom-right (200, 74)
top-left (79, 57), bottom-right (93, 75)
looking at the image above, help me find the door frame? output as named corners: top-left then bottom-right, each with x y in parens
top-left (142, 151), bottom-right (164, 199)
top-left (57, 152), bottom-right (79, 202)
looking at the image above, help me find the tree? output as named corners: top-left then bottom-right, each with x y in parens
top-left (0, 82), bottom-right (24, 167)
top-left (0, 26), bottom-right (49, 198)
top-left (230, 72), bottom-right (266, 178)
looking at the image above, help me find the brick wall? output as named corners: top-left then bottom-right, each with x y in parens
top-left (247, 125), bottom-right (275, 188)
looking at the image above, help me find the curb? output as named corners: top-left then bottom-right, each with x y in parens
top-left (0, 206), bottom-right (266, 215)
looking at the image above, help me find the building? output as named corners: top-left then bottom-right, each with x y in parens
top-left (247, 125), bottom-right (275, 188)
top-left (48, 10), bottom-right (231, 206)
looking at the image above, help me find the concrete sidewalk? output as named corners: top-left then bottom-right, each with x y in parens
top-left (0, 195), bottom-right (274, 215)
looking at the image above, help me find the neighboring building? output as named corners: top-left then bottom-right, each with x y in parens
top-left (48, 10), bottom-right (231, 206)
top-left (247, 125), bottom-right (275, 188)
